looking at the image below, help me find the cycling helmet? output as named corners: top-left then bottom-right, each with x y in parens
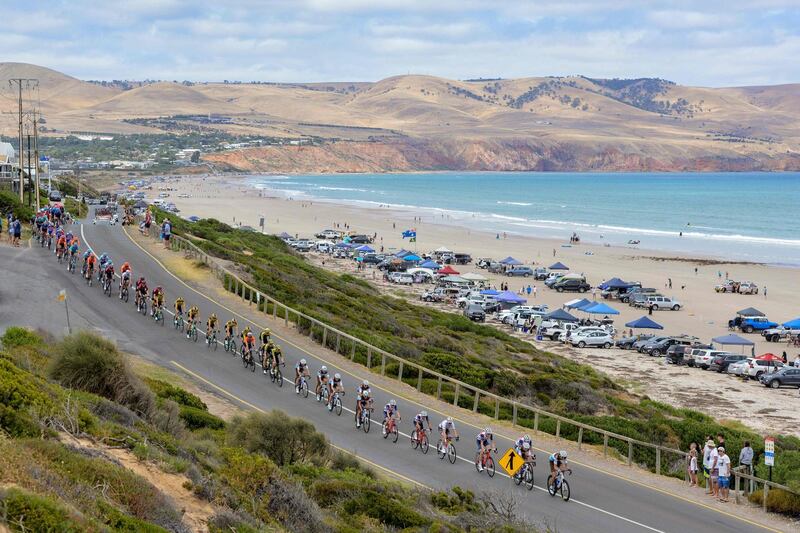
top-left (264, 328), bottom-right (271, 335)
top-left (522, 442), bottom-right (531, 451)
top-left (389, 399), bottom-right (396, 407)
top-left (484, 427), bottom-right (492, 435)
top-left (210, 313), bottom-right (217, 319)
top-left (447, 416), bottom-right (453, 423)
top-left (300, 358), bottom-right (307, 365)
top-left (559, 450), bottom-right (568, 459)
top-left (320, 365), bottom-right (327, 372)
top-left (420, 411), bottom-right (427, 417)
top-left (334, 373), bottom-right (341, 380)
top-left (274, 347), bottom-right (282, 354)
top-left (362, 380), bottom-right (369, 387)
top-left (524, 434), bottom-right (531, 443)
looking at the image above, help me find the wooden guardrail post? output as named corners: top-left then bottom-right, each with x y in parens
top-left (335, 334), bottom-right (341, 354)
top-left (763, 484), bottom-right (769, 511)
top-left (512, 404), bottom-right (518, 426)
top-left (350, 341), bottom-right (355, 360)
top-left (452, 383), bottom-right (460, 406)
top-left (627, 441), bottom-right (633, 466)
top-left (417, 368), bottom-right (423, 391)
top-left (735, 473), bottom-right (741, 504)
top-left (533, 412), bottom-right (539, 432)
top-left (380, 354), bottom-right (386, 376)
top-left (473, 391), bottom-right (480, 412)
top-left (655, 448), bottom-right (661, 476)
top-left (397, 361), bottom-right (403, 381)
top-left (283, 306), bottom-right (288, 326)
top-left (366, 348), bottom-right (372, 368)
top-left (603, 434), bottom-right (608, 457)
top-left (494, 398), bottom-right (500, 419)
top-left (578, 428), bottom-right (583, 450)
top-left (436, 377), bottom-right (442, 400)
top-left (555, 420), bottom-right (561, 439)
top-left (322, 326), bottom-right (328, 347)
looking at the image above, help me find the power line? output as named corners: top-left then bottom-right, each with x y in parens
top-left (7, 78), bottom-right (38, 202)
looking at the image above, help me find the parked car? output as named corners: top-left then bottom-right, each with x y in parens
top-left (708, 354), bottom-right (749, 373)
top-left (361, 253), bottom-right (385, 265)
top-left (760, 367), bottom-right (800, 388)
top-left (463, 303), bottom-right (486, 322)
top-left (506, 266), bottom-right (534, 277)
top-left (420, 287), bottom-right (460, 302)
top-left (452, 253), bottom-right (473, 265)
top-left (534, 267), bottom-right (549, 280)
top-left (544, 272), bottom-right (566, 287)
top-left (665, 344), bottom-right (693, 364)
top-left (635, 336), bottom-right (669, 353)
top-left (616, 334), bottom-right (655, 350)
top-left (293, 240), bottom-right (313, 252)
top-left (394, 273), bottom-right (414, 285)
top-left (623, 287), bottom-right (657, 304)
top-left (761, 326), bottom-right (800, 343)
top-left (315, 229), bottom-right (340, 239)
top-left (570, 331), bottom-right (614, 348)
top-left (497, 305), bottom-right (549, 324)
top-left (553, 279), bottom-right (590, 293)
top-left (714, 280), bottom-right (738, 293)
top-left (730, 316), bottom-right (779, 334)
top-left (349, 234), bottom-right (372, 244)
top-left (726, 359), bottom-right (752, 376)
top-left (629, 291), bottom-right (662, 308)
top-left (745, 360), bottom-right (784, 380)
top-left (482, 301), bottom-right (502, 314)
top-left (487, 262), bottom-right (505, 274)
top-left (645, 337), bottom-right (697, 357)
top-left (738, 282), bottom-right (759, 295)
top-left (476, 258), bottom-right (493, 269)
top-left (637, 296), bottom-right (682, 311)
top-left (693, 349), bottom-right (733, 369)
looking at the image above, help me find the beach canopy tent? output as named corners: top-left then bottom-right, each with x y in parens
top-left (545, 309), bottom-right (579, 322)
top-left (782, 318), bottom-right (800, 329)
top-left (420, 260), bottom-right (441, 269)
top-left (496, 291), bottom-right (527, 304)
top-left (564, 298), bottom-right (592, 309)
top-left (438, 265), bottom-right (460, 275)
top-left (736, 307), bottom-right (765, 317)
top-left (461, 272), bottom-right (488, 282)
top-left (434, 246), bottom-right (452, 253)
top-left (582, 302), bottom-right (620, 315)
top-left (356, 245), bottom-right (375, 252)
top-left (599, 278), bottom-right (636, 290)
top-left (499, 256), bottom-right (523, 265)
top-left (439, 275), bottom-right (469, 284)
top-left (712, 333), bottom-right (755, 355)
top-left (549, 261), bottom-right (569, 270)
top-left (407, 267), bottom-right (435, 278)
top-left (625, 316), bottom-right (664, 330)
top-left (335, 242), bottom-right (353, 248)
top-left (404, 254), bottom-right (422, 262)
top-left (394, 249), bottom-right (411, 257)
top-left (480, 289), bottom-right (500, 296)
top-left (278, 232), bottom-right (292, 239)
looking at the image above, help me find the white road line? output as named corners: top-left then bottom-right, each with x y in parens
top-left (77, 222), bottom-right (666, 533)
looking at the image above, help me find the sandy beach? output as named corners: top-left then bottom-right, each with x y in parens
top-left (140, 174), bottom-right (800, 436)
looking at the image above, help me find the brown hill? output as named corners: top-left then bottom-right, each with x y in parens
top-left (1, 62), bottom-right (799, 170)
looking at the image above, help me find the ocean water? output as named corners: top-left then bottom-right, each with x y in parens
top-left (247, 172), bottom-right (800, 265)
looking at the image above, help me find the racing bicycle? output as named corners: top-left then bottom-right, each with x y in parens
top-left (475, 447), bottom-right (496, 477)
top-left (382, 415), bottom-right (400, 443)
top-left (241, 344), bottom-right (256, 372)
top-left (206, 329), bottom-right (218, 350)
top-left (411, 427), bottom-right (429, 454)
top-left (547, 469), bottom-right (572, 502)
top-left (327, 389), bottom-right (342, 415)
top-left (186, 321), bottom-right (198, 342)
top-left (355, 405), bottom-right (373, 433)
top-left (514, 460), bottom-right (535, 491)
top-left (437, 435), bottom-right (458, 464)
top-left (174, 314), bottom-right (184, 332)
top-left (152, 304), bottom-right (165, 326)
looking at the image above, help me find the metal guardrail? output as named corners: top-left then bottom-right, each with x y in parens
top-left (140, 223), bottom-right (800, 498)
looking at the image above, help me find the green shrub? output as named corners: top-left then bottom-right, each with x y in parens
top-left (0, 357), bottom-right (55, 437)
top-left (50, 332), bottom-right (155, 418)
top-left (0, 190), bottom-right (34, 223)
top-left (228, 410), bottom-right (327, 466)
top-left (748, 488), bottom-right (800, 515)
top-left (180, 405), bottom-right (225, 430)
top-left (145, 378), bottom-right (207, 410)
top-left (0, 327), bottom-right (41, 349)
top-left (0, 486), bottom-right (89, 532)
top-left (343, 489), bottom-right (430, 529)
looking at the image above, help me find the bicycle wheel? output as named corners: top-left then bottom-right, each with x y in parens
top-left (420, 433), bottom-right (429, 454)
top-left (475, 454), bottom-right (482, 473)
top-left (300, 379), bottom-right (309, 398)
top-left (486, 456), bottom-right (495, 477)
top-left (437, 440), bottom-right (446, 460)
top-left (523, 467), bottom-right (534, 491)
top-left (411, 431), bottom-right (420, 449)
top-left (321, 387), bottom-right (329, 404)
top-left (276, 368), bottom-right (283, 388)
top-left (514, 466), bottom-right (523, 486)
top-left (391, 424), bottom-right (398, 443)
top-left (560, 479), bottom-right (570, 502)
top-left (447, 443), bottom-right (457, 464)
top-left (363, 410), bottom-right (371, 433)
top-left (192, 328), bottom-right (198, 342)
top-left (159, 311), bottom-right (165, 326)
top-left (333, 395), bottom-right (341, 415)
top-left (212, 334), bottom-right (218, 351)
top-left (383, 421), bottom-right (390, 439)
top-left (240, 347), bottom-right (247, 367)
top-left (547, 475), bottom-right (557, 497)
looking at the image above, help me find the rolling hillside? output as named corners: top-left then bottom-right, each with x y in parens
top-left (1, 62), bottom-right (799, 171)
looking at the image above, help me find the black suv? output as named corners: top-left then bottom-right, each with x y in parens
top-left (463, 303), bottom-right (486, 322)
top-left (708, 354), bottom-right (748, 373)
top-left (554, 279), bottom-right (590, 293)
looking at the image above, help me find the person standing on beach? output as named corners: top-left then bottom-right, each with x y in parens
top-left (526, 285), bottom-right (532, 296)
top-left (694, 267), bottom-right (698, 275)
top-left (764, 286), bottom-right (767, 299)
top-left (532, 285), bottom-right (537, 298)
top-left (668, 278), bottom-right (672, 289)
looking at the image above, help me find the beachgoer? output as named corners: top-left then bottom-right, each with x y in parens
top-left (702, 438), bottom-right (715, 493)
top-left (764, 286), bottom-right (767, 299)
top-left (782, 351), bottom-right (788, 364)
top-left (694, 267), bottom-right (698, 275)
top-left (668, 278), bottom-right (672, 289)
top-left (532, 285), bottom-right (537, 298)
top-left (717, 447), bottom-right (731, 502)
top-left (689, 448), bottom-right (698, 487)
top-left (526, 285), bottom-right (531, 296)
top-left (739, 441), bottom-right (753, 481)
top-left (591, 287), bottom-right (597, 300)
top-left (794, 355), bottom-right (800, 368)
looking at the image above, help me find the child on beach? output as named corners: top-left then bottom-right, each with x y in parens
top-left (689, 449), bottom-right (698, 487)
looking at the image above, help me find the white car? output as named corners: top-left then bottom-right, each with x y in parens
top-left (693, 349), bottom-right (731, 370)
top-left (394, 273), bottom-right (414, 285)
top-left (570, 331), bottom-right (614, 348)
top-left (638, 295), bottom-right (682, 311)
top-left (727, 359), bottom-right (751, 376)
top-left (745, 359), bottom-right (784, 380)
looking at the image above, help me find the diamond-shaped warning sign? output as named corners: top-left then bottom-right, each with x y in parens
top-left (499, 448), bottom-right (523, 476)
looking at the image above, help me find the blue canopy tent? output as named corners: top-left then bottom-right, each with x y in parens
top-left (420, 260), bottom-right (441, 270)
top-left (355, 245), bottom-right (375, 253)
top-left (480, 289), bottom-right (500, 296)
top-left (564, 298), bottom-right (592, 309)
top-left (499, 256), bottom-right (523, 265)
top-left (782, 318), bottom-right (800, 329)
top-left (278, 232), bottom-right (292, 239)
top-left (625, 316), bottom-right (664, 330)
top-left (394, 249), bottom-right (411, 258)
top-left (403, 254), bottom-right (422, 262)
top-left (712, 333), bottom-right (755, 355)
top-left (549, 261), bottom-right (569, 270)
top-left (581, 302), bottom-right (620, 315)
top-left (495, 291), bottom-right (527, 304)
top-left (545, 309), bottom-right (579, 322)
top-left (597, 277), bottom-right (624, 290)
top-left (334, 242), bottom-right (353, 248)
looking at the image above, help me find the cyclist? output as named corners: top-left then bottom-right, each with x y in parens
top-left (548, 450), bottom-right (572, 482)
top-left (475, 427), bottom-right (496, 472)
top-left (98, 253), bottom-right (110, 272)
top-left (135, 277), bottom-right (148, 307)
top-left (355, 380), bottom-right (372, 428)
top-left (294, 358), bottom-right (310, 394)
top-left (64, 230), bottom-right (73, 246)
top-left (224, 318), bottom-right (238, 343)
top-left (242, 330), bottom-right (256, 359)
top-left (327, 372), bottom-right (343, 408)
top-left (259, 328), bottom-right (271, 346)
top-left (119, 265), bottom-right (132, 298)
top-left (206, 313), bottom-right (218, 338)
top-left (438, 417), bottom-right (459, 452)
top-left (86, 251), bottom-right (97, 280)
top-left (315, 365), bottom-right (329, 401)
top-left (382, 399), bottom-right (401, 436)
top-left (120, 261), bottom-right (131, 277)
top-left (174, 297), bottom-right (185, 319)
top-left (240, 326), bottom-right (252, 346)
top-left (514, 434), bottom-right (533, 458)
top-left (151, 286), bottom-right (165, 316)
top-left (413, 411), bottom-right (432, 442)
top-left (103, 261), bottom-right (115, 288)
top-left (258, 329), bottom-right (271, 361)
top-left (186, 305), bottom-right (199, 336)
top-left (68, 238), bottom-right (80, 262)
top-left (56, 232), bottom-right (67, 260)
top-left (265, 344), bottom-right (283, 376)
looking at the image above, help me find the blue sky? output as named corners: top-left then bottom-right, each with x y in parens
top-left (3, 1), bottom-right (800, 86)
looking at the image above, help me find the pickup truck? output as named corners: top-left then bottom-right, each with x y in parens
top-left (730, 316), bottom-right (779, 333)
top-left (761, 326), bottom-right (800, 342)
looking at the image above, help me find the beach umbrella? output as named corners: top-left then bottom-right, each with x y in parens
top-left (625, 316), bottom-right (664, 330)
top-left (420, 260), bottom-right (440, 269)
top-left (756, 353), bottom-right (780, 361)
top-left (564, 298), bottom-right (592, 309)
top-left (549, 261), bottom-right (569, 270)
top-left (495, 291), bottom-right (527, 304)
top-left (480, 289), bottom-right (500, 296)
top-left (545, 309), bottom-right (579, 323)
top-left (438, 265), bottom-right (460, 275)
top-left (499, 256), bottom-right (523, 265)
top-left (355, 244), bottom-right (375, 252)
top-left (782, 318), bottom-right (800, 329)
top-left (736, 307), bottom-right (765, 317)
top-left (404, 254), bottom-right (422, 262)
top-left (581, 302), bottom-right (620, 315)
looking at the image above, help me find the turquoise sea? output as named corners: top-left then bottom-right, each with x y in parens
top-left (248, 172), bottom-right (800, 266)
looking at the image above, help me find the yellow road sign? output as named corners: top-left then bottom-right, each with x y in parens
top-left (499, 448), bottom-right (523, 476)
top-left (57, 289), bottom-right (67, 302)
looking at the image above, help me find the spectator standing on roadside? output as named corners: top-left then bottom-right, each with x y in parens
top-left (702, 438), bottom-right (715, 493)
top-left (162, 218), bottom-right (172, 249)
top-left (12, 217), bottom-right (21, 247)
top-left (717, 447), bottom-right (731, 502)
top-left (689, 448), bottom-right (699, 487)
top-left (739, 441), bottom-right (753, 480)
top-left (709, 444), bottom-right (720, 498)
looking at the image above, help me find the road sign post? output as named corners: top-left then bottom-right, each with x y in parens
top-left (58, 289), bottom-right (72, 334)
top-left (499, 448), bottom-right (523, 477)
top-left (764, 436), bottom-right (775, 481)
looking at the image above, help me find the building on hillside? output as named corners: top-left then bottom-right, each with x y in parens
top-left (0, 142), bottom-right (18, 180)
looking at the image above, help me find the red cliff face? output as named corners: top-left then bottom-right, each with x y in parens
top-left (203, 139), bottom-right (800, 173)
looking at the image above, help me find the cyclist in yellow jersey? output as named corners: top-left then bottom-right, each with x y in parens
top-left (225, 318), bottom-right (238, 340)
top-left (206, 313), bottom-right (218, 337)
top-left (174, 297), bottom-right (185, 317)
top-left (187, 305), bottom-right (199, 327)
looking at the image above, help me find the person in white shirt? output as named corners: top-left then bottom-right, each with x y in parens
top-left (702, 439), bottom-right (715, 492)
top-left (709, 445), bottom-right (720, 498)
top-left (716, 447), bottom-right (732, 502)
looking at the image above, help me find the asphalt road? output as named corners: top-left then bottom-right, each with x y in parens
top-left (0, 215), bottom-right (779, 533)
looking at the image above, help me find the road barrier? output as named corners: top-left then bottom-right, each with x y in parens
top-left (140, 222), bottom-right (800, 502)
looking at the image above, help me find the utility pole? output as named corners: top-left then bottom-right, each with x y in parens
top-left (33, 110), bottom-right (40, 210)
top-left (8, 78), bottom-right (38, 203)
top-left (26, 134), bottom-right (33, 207)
